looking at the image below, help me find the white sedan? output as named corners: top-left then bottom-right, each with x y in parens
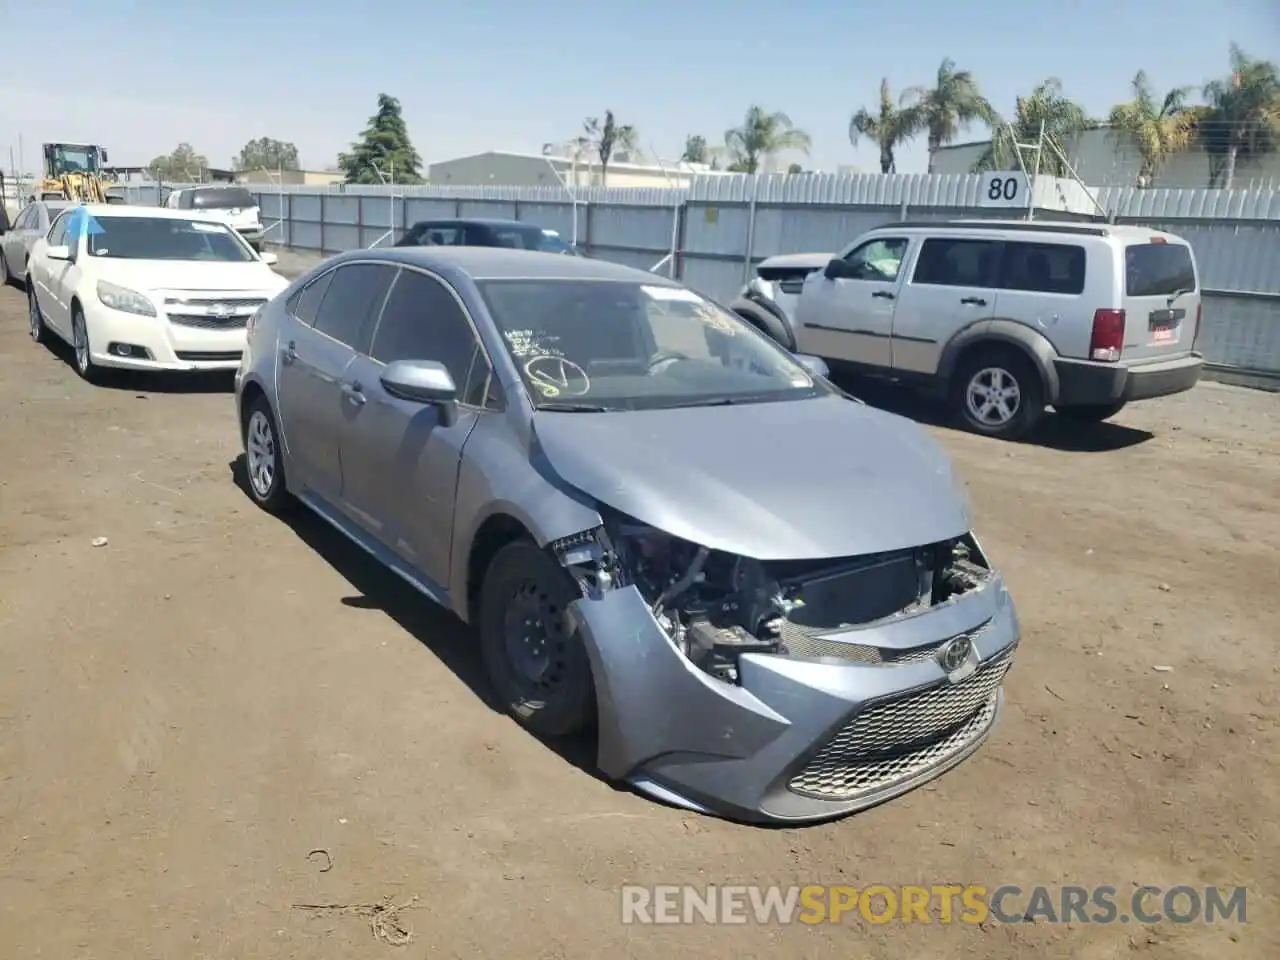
top-left (25, 204), bottom-right (290, 382)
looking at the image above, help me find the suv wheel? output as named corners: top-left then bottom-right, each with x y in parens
top-left (951, 346), bottom-right (1045, 440)
top-left (1057, 401), bottom-right (1126, 423)
top-left (478, 539), bottom-right (596, 738)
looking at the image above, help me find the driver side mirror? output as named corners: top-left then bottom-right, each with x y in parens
top-left (380, 359), bottom-right (459, 427)
top-left (46, 244), bottom-right (72, 261)
top-left (823, 258), bottom-right (852, 280)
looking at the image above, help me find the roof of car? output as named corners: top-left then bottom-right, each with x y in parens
top-left (871, 219), bottom-right (1183, 242)
top-left (331, 245), bottom-right (679, 284)
top-left (409, 217), bottom-right (539, 230)
top-left (68, 204), bottom-right (237, 221)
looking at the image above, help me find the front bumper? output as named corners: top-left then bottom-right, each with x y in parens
top-left (1054, 353), bottom-right (1204, 406)
top-left (569, 574), bottom-right (1019, 824)
top-left (85, 300), bottom-right (247, 372)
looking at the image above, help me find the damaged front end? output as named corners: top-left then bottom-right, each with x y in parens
top-left (552, 510), bottom-right (1019, 824)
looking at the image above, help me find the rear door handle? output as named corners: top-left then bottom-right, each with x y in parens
top-left (960, 297), bottom-right (987, 306)
top-left (281, 340), bottom-right (297, 364)
top-left (341, 381), bottom-right (366, 406)
top-left (872, 291), bottom-right (895, 300)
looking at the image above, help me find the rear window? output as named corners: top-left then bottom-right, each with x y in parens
top-left (1000, 241), bottom-right (1086, 295)
top-left (1125, 243), bottom-right (1196, 298)
top-left (189, 188), bottom-right (256, 210)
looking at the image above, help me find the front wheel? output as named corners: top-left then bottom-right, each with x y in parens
top-left (0, 251), bottom-right (11, 287)
top-left (1056, 401), bottom-right (1127, 423)
top-left (950, 347), bottom-right (1045, 440)
top-left (478, 539), bottom-right (596, 738)
top-left (28, 286), bottom-right (48, 344)
top-left (71, 305), bottom-right (101, 383)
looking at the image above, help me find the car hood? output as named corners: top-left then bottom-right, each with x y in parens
top-left (532, 395), bottom-right (970, 560)
top-left (756, 251), bottom-right (833, 272)
top-left (93, 259), bottom-right (287, 294)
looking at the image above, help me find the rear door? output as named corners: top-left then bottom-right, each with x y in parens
top-left (1121, 239), bottom-right (1199, 362)
top-left (890, 236), bottom-right (1000, 374)
top-left (995, 239), bottom-right (1091, 358)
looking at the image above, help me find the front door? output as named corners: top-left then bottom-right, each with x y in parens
top-left (891, 236), bottom-right (1001, 374)
top-left (338, 266), bottom-right (492, 587)
top-left (274, 262), bottom-right (395, 502)
top-left (793, 236), bottom-right (910, 368)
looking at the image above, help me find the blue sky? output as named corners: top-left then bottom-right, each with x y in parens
top-left (1, 0), bottom-right (1275, 176)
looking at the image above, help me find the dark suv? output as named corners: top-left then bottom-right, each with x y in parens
top-left (394, 217), bottom-right (580, 255)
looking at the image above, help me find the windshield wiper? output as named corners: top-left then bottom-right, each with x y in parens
top-left (537, 401), bottom-right (611, 412)
top-left (1166, 287), bottom-right (1194, 306)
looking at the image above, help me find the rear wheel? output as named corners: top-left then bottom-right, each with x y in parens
top-left (243, 396), bottom-right (291, 513)
top-left (1057, 401), bottom-right (1127, 423)
top-left (478, 539), bottom-right (596, 738)
top-left (950, 346), bottom-right (1045, 440)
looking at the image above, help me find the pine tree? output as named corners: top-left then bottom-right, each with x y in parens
top-left (338, 94), bottom-right (424, 185)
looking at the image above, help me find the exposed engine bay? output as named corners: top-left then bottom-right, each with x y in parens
top-left (553, 510), bottom-right (993, 684)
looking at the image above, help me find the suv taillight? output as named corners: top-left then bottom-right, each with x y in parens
top-left (1090, 309), bottom-right (1125, 362)
top-left (1193, 302), bottom-right (1203, 349)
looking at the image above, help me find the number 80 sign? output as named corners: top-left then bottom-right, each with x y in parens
top-left (978, 171), bottom-right (1029, 208)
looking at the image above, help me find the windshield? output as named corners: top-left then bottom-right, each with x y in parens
top-left (189, 188), bottom-right (257, 210)
top-left (491, 226), bottom-right (579, 255)
top-left (86, 217), bottom-right (256, 262)
top-left (477, 280), bottom-right (826, 411)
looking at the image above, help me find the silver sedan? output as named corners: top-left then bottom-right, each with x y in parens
top-left (234, 246), bottom-right (1020, 825)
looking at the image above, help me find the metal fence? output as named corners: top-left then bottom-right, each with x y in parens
top-left (115, 175), bottom-right (1280, 384)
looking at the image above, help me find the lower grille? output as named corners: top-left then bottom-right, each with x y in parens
top-left (788, 651), bottom-right (1012, 801)
top-left (176, 350), bottom-right (242, 362)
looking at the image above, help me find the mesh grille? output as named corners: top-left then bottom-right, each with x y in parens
top-left (788, 652), bottom-right (1012, 801)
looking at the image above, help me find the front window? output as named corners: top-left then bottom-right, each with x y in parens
top-left (85, 217), bottom-right (256, 262)
top-left (50, 144), bottom-right (100, 176)
top-left (477, 279), bottom-right (827, 411)
top-left (490, 226), bottom-right (579, 255)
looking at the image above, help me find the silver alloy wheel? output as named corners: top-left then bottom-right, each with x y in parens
top-left (246, 410), bottom-right (276, 499)
top-left (965, 366), bottom-right (1022, 426)
top-left (28, 289), bottom-right (42, 341)
top-left (73, 312), bottom-right (90, 373)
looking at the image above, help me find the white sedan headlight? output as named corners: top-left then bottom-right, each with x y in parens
top-left (97, 280), bottom-right (157, 317)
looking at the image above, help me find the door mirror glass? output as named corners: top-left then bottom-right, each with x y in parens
top-left (380, 359), bottom-right (458, 404)
top-left (46, 244), bottom-right (72, 261)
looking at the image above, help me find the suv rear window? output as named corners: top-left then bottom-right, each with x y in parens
top-left (1125, 243), bottom-right (1196, 297)
top-left (189, 188), bottom-right (256, 210)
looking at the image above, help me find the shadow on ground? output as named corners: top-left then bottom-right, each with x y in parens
top-left (227, 454), bottom-right (604, 785)
top-left (833, 374), bottom-right (1155, 453)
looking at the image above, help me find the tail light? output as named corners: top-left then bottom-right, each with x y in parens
top-left (1193, 302), bottom-right (1202, 349)
top-left (1090, 309), bottom-right (1125, 362)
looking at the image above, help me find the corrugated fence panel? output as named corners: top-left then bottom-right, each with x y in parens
top-left (684, 202), bottom-right (751, 258)
top-left (588, 204), bottom-right (674, 254)
top-left (405, 198), bottom-right (464, 221)
top-left (514, 202), bottom-right (582, 243)
top-left (680, 259), bottom-right (750, 304)
top-left (458, 200), bottom-right (519, 219)
top-left (1201, 294), bottom-right (1280, 371)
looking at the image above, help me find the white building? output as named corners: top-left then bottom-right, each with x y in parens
top-left (428, 150), bottom-right (726, 189)
top-left (930, 127), bottom-right (1280, 189)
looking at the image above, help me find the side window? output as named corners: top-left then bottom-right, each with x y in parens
top-left (842, 237), bottom-right (909, 282)
top-left (312, 263), bottom-right (396, 350)
top-left (426, 226), bottom-right (462, 246)
top-left (370, 269), bottom-right (493, 407)
top-left (288, 269), bottom-right (335, 325)
top-left (1000, 242), bottom-right (1085, 295)
top-left (179, 192), bottom-right (193, 210)
top-left (912, 238), bottom-right (1000, 287)
top-left (14, 207), bottom-right (34, 230)
top-left (47, 214), bottom-right (68, 246)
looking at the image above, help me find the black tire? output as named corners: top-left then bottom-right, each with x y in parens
top-left (950, 345), bottom-right (1045, 440)
top-left (27, 285), bottom-right (48, 345)
top-left (1056, 401), bottom-right (1127, 423)
top-left (478, 539), bottom-right (596, 738)
top-left (242, 395), bottom-right (291, 513)
top-left (730, 298), bottom-right (796, 351)
top-left (70, 304), bottom-right (102, 383)
top-left (0, 251), bottom-right (11, 287)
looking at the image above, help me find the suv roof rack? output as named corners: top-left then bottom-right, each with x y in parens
top-left (875, 220), bottom-right (1110, 238)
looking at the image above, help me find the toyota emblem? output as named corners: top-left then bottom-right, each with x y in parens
top-left (937, 634), bottom-right (973, 674)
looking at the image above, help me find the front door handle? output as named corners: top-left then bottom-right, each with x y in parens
top-left (872, 290), bottom-right (895, 300)
top-left (341, 381), bottom-right (366, 406)
top-left (281, 340), bottom-right (298, 364)
top-left (960, 297), bottom-right (987, 306)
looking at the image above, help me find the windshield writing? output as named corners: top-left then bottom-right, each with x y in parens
top-left (478, 280), bottom-right (823, 410)
top-left (86, 217), bottom-right (255, 262)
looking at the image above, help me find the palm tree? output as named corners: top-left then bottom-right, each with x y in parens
top-left (975, 78), bottom-right (1091, 177)
top-left (848, 78), bottom-right (921, 174)
top-left (903, 59), bottom-right (996, 173)
top-left (722, 106), bottom-right (811, 174)
top-left (582, 111), bottom-right (638, 186)
top-left (1199, 45), bottom-right (1280, 189)
top-left (1106, 71), bottom-right (1197, 187)
top-left (680, 135), bottom-right (708, 164)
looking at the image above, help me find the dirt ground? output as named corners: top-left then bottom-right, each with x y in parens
top-left (0, 270), bottom-right (1276, 960)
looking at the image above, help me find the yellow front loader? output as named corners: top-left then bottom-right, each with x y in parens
top-left (36, 142), bottom-right (111, 203)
